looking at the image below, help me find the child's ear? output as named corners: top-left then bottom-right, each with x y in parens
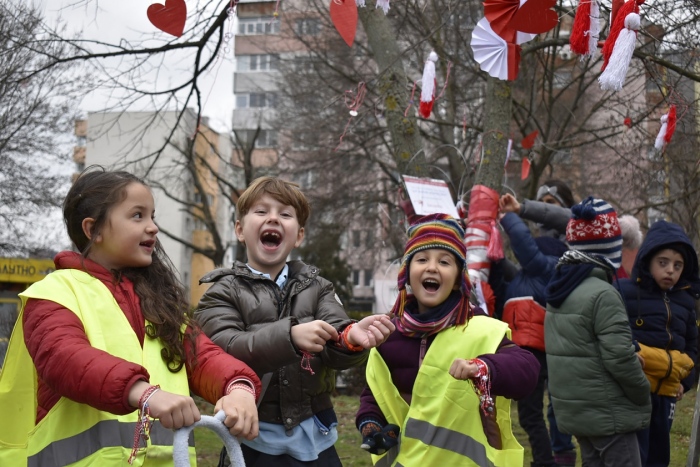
top-left (294, 227), bottom-right (305, 247)
top-left (81, 218), bottom-right (100, 243)
top-left (234, 219), bottom-right (245, 244)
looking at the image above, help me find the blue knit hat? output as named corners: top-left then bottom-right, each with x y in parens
top-left (566, 197), bottom-right (622, 268)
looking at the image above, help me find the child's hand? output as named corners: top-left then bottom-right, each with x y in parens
top-left (677, 385), bottom-right (685, 401)
top-left (143, 388), bottom-right (201, 429)
top-left (291, 320), bottom-right (339, 352)
top-left (214, 389), bottom-right (259, 440)
top-left (348, 315), bottom-right (396, 349)
top-left (636, 352), bottom-right (645, 369)
top-left (449, 358), bottom-right (480, 380)
top-left (499, 194), bottom-right (520, 213)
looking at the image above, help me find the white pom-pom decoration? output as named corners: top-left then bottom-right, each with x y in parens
top-left (599, 13), bottom-right (640, 92)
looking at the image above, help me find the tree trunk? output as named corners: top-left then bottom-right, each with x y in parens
top-left (358, 3), bottom-right (426, 176)
top-left (477, 78), bottom-right (512, 190)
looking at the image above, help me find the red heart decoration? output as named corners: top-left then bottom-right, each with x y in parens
top-left (508, 0), bottom-right (558, 35)
top-left (330, 0), bottom-right (357, 47)
top-left (147, 0), bottom-right (187, 38)
top-left (521, 157), bottom-right (531, 180)
top-left (484, 0), bottom-right (521, 38)
top-left (521, 129), bottom-right (538, 149)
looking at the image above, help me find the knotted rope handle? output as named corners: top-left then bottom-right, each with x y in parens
top-left (173, 411), bottom-right (245, 467)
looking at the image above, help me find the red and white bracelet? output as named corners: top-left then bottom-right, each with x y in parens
top-left (225, 379), bottom-right (256, 399)
top-left (129, 384), bottom-right (160, 464)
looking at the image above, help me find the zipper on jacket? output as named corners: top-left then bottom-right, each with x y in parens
top-left (419, 337), bottom-right (427, 367)
top-left (654, 293), bottom-right (674, 394)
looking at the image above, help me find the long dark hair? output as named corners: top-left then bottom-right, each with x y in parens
top-left (64, 166), bottom-right (197, 372)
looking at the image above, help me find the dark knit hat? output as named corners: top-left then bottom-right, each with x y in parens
top-left (566, 196), bottom-right (622, 268)
top-left (391, 214), bottom-right (471, 322)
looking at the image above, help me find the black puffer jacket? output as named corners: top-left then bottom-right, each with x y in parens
top-left (195, 260), bottom-right (367, 429)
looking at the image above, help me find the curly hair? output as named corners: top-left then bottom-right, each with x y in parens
top-left (63, 166), bottom-right (197, 372)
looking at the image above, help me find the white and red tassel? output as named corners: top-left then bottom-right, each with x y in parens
top-left (376, 0), bottom-right (390, 14)
top-left (570, 0), bottom-right (600, 58)
top-left (419, 51), bottom-right (438, 118)
top-left (654, 105), bottom-right (677, 151)
top-left (599, 13), bottom-right (639, 91)
top-left (355, 0), bottom-right (366, 7)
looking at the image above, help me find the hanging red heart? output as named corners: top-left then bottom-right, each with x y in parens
top-left (508, 0), bottom-right (558, 35)
top-left (147, 0), bottom-right (187, 38)
top-left (623, 116), bottom-right (632, 128)
top-left (483, 0), bottom-right (521, 38)
top-left (521, 157), bottom-right (531, 180)
top-left (521, 129), bottom-right (538, 149)
top-left (330, 0), bottom-right (357, 47)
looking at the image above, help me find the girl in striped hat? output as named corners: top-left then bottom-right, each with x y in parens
top-left (355, 213), bottom-right (539, 467)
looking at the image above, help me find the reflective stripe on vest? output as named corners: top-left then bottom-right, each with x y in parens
top-left (27, 420), bottom-right (194, 467)
top-left (0, 269), bottom-right (194, 467)
top-left (366, 316), bottom-right (524, 467)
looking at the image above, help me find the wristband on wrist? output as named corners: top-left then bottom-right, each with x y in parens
top-left (129, 384), bottom-right (160, 464)
top-left (337, 324), bottom-right (364, 352)
top-left (225, 380), bottom-right (256, 398)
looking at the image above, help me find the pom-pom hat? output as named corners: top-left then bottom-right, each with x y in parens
top-left (391, 214), bottom-right (471, 322)
top-left (566, 196), bottom-right (623, 268)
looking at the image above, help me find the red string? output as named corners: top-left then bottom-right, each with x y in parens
top-left (404, 81), bottom-right (418, 117)
top-left (435, 61), bottom-right (452, 100)
top-left (335, 82), bottom-right (367, 151)
top-left (300, 351), bottom-right (316, 375)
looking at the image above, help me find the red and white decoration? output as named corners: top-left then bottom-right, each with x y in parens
top-left (599, 12), bottom-right (640, 91)
top-left (569, 0), bottom-right (600, 58)
top-left (420, 52), bottom-right (438, 118)
top-left (654, 105), bottom-right (677, 151)
top-left (471, 0), bottom-right (558, 81)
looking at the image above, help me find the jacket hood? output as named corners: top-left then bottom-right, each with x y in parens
top-left (545, 263), bottom-right (598, 308)
top-left (632, 221), bottom-right (700, 295)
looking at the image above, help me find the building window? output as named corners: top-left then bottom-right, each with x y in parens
top-left (238, 129), bottom-right (278, 148)
top-left (352, 230), bottom-right (361, 248)
top-left (552, 70), bottom-right (572, 89)
top-left (364, 269), bottom-right (373, 287)
top-left (238, 17), bottom-right (280, 36)
top-left (237, 54), bottom-right (279, 72)
top-left (235, 92), bottom-right (277, 109)
top-left (294, 170), bottom-right (316, 189)
top-left (296, 18), bottom-right (321, 36)
top-left (352, 270), bottom-right (361, 286)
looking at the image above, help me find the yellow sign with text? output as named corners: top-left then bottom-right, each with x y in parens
top-left (0, 258), bottom-right (55, 283)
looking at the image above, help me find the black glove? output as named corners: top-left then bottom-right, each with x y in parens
top-left (360, 423), bottom-right (400, 455)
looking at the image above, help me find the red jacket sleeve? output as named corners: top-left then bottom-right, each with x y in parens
top-left (23, 298), bottom-right (149, 419)
top-left (185, 329), bottom-right (262, 404)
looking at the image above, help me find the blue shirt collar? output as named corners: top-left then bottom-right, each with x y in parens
top-left (246, 263), bottom-right (289, 289)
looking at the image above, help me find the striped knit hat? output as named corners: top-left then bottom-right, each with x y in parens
top-left (566, 197), bottom-right (623, 268)
top-left (391, 214), bottom-right (471, 322)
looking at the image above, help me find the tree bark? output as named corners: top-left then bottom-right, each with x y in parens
top-left (477, 77), bottom-right (512, 191)
top-left (358, 3), bottom-right (426, 176)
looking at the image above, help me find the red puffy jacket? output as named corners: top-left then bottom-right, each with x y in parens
top-left (23, 251), bottom-right (261, 423)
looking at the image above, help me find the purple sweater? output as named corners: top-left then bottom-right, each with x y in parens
top-left (355, 315), bottom-right (540, 428)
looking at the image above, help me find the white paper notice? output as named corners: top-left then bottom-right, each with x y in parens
top-left (402, 175), bottom-right (459, 217)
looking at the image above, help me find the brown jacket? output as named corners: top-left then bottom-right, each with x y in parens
top-left (195, 260), bottom-right (367, 429)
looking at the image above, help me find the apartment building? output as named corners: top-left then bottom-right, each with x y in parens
top-left (232, 0), bottom-right (389, 312)
top-left (75, 110), bottom-right (234, 305)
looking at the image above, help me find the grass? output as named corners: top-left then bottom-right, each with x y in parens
top-left (194, 391), bottom-right (698, 467)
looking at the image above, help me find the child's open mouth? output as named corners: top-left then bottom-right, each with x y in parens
top-left (422, 279), bottom-right (440, 292)
top-left (140, 240), bottom-right (155, 249)
top-left (261, 230), bottom-right (282, 248)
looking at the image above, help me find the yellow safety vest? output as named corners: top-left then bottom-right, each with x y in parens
top-left (0, 269), bottom-right (196, 466)
top-left (366, 316), bottom-right (524, 467)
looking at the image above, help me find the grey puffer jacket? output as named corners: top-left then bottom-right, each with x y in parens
top-left (195, 260), bottom-right (367, 429)
top-left (545, 267), bottom-right (651, 437)
top-left (519, 199), bottom-right (571, 238)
